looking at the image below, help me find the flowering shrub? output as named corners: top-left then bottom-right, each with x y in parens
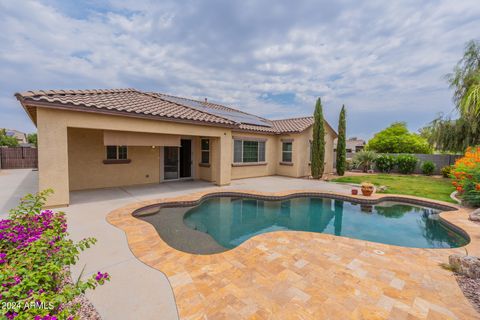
top-left (441, 165), bottom-right (453, 178)
top-left (1, 190), bottom-right (110, 319)
top-left (452, 146), bottom-right (480, 207)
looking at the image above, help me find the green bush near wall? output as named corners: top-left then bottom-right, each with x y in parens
top-left (374, 155), bottom-right (396, 173)
top-left (396, 154), bottom-right (418, 174)
top-left (421, 161), bottom-right (436, 175)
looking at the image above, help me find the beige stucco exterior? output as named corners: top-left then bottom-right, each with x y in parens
top-left (33, 107), bottom-right (335, 207)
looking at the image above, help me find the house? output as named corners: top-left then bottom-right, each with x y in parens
top-left (15, 89), bottom-right (337, 207)
top-left (334, 137), bottom-right (365, 153)
top-left (4, 129), bottom-right (28, 144)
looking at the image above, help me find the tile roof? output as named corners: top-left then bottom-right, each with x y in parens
top-left (271, 117), bottom-right (315, 133)
top-left (15, 89), bottom-right (328, 134)
top-left (15, 89), bottom-right (235, 126)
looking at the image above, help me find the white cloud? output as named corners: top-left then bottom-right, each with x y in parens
top-left (0, 0), bottom-right (478, 138)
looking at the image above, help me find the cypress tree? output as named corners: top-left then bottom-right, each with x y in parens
top-left (336, 105), bottom-right (347, 176)
top-left (311, 98), bottom-right (325, 179)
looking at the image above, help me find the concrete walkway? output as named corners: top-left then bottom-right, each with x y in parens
top-left (0, 173), bottom-right (352, 320)
top-left (0, 169), bottom-right (38, 215)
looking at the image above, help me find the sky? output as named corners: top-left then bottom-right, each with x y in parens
top-left (0, 0), bottom-right (479, 139)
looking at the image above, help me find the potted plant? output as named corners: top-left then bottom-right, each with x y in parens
top-left (361, 182), bottom-right (375, 196)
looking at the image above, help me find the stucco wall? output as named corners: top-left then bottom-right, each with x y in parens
top-left (275, 123), bottom-right (336, 178)
top-left (68, 128), bottom-right (160, 190)
top-left (193, 136), bottom-right (215, 182)
top-left (230, 132), bottom-right (277, 180)
top-left (276, 134), bottom-right (298, 177)
top-left (34, 106), bottom-right (334, 206)
top-left (35, 108), bottom-right (231, 206)
top-left (324, 125), bottom-right (335, 174)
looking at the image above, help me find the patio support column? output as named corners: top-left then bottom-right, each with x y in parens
top-left (215, 132), bottom-right (232, 186)
top-left (37, 108), bottom-right (70, 207)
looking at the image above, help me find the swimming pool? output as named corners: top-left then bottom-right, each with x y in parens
top-left (137, 195), bottom-right (468, 254)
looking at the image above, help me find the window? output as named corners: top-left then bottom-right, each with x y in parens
top-left (200, 139), bottom-right (210, 164)
top-left (282, 141), bottom-right (293, 163)
top-left (233, 139), bottom-right (266, 163)
top-left (243, 141), bottom-right (258, 162)
top-left (106, 145), bottom-right (128, 160)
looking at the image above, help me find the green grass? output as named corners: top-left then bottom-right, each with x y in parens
top-left (331, 174), bottom-right (456, 203)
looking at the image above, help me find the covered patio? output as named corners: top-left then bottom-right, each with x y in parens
top-left (0, 169), bottom-right (354, 319)
top-left (2, 170), bottom-right (479, 319)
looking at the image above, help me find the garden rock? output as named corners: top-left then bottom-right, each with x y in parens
top-left (469, 208), bottom-right (480, 222)
top-left (449, 254), bottom-right (480, 279)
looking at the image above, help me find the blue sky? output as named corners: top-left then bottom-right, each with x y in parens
top-left (0, 0), bottom-right (479, 139)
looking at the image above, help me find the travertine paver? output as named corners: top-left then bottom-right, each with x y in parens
top-left (107, 189), bottom-right (480, 319)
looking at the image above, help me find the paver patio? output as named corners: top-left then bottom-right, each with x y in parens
top-left (2, 170), bottom-right (479, 319)
top-left (107, 189), bottom-right (480, 319)
top-left (1, 170), bottom-right (360, 319)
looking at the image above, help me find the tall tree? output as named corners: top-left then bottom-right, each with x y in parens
top-left (0, 129), bottom-right (19, 147)
top-left (336, 105), bottom-right (346, 176)
top-left (27, 133), bottom-right (37, 147)
top-left (448, 40), bottom-right (480, 116)
top-left (311, 98), bottom-right (325, 179)
top-left (427, 40), bottom-right (480, 152)
top-left (367, 122), bottom-right (431, 154)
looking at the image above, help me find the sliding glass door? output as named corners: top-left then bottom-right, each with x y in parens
top-left (164, 147), bottom-right (179, 180)
top-left (163, 139), bottom-right (192, 180)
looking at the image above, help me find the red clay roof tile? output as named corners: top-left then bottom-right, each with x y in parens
top-left (15, 89), bottom-right (328, 134)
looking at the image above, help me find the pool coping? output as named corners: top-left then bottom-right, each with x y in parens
top-left (132, 191), bottom-right (470, 252)
top-left (106, 189), bottom-right (480, 319)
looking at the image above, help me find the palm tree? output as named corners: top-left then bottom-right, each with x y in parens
top-left (353, 151), bottom-right (377, 172)
top-left (460, 74), bottom-right (480, 116)
top-left (426, 40), bottom-right (480, 152)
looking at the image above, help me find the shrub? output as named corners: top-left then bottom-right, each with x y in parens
top-left (374, 155), bottom-right (396, 173)
top-left (396, 154), bottom-right (418, 174)
top-left (1, 190), bottom-right (110, 319)
top-left (0, 129), bottom-right (19, 147)
top-left (452, 146), bottom-right (480, 207)
top-left (421, 161), bottom-right (436, 175)
top-left (353, 151), bottom-right (378, 172)
top-left (346, 159), bottom-right (354, 170)
top-left (441, 165), bottom-right (453, 178)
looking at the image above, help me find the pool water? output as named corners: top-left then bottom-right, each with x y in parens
top-left (183, 197), bottom-right (468, 249)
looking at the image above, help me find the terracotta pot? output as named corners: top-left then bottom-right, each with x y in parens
top-left (360, 204), bottom-right (373, 213)
top-left (361, 186), bottom-right (374, 196)
top-left (351, 189), bottom-right (358, 195)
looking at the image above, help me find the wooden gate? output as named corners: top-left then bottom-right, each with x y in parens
top-left (0, 147), bottom-right (38, 169)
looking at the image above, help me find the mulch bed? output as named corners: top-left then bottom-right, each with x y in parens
top-left (455, 219), bottom-right (480, 314)
top-left (63, 270), bottom-right (102, 319)
top-left (76, 294), bottom-right (101, 320)
top-left (456, 273), bottom-right (480, 313)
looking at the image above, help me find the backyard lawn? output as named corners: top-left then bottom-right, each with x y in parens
top-left (331, 174), bottom-right (456, 203)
